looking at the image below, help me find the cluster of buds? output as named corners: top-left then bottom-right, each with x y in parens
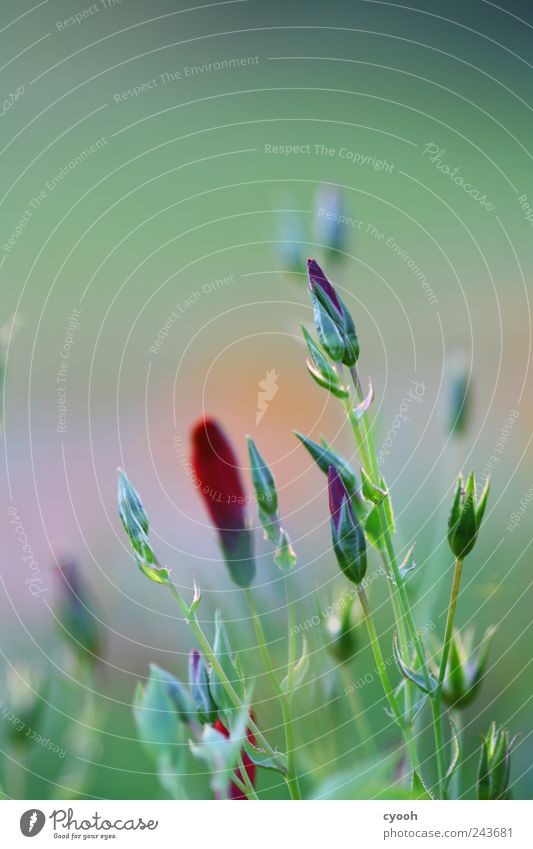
top-left (448, 472), bottom-right (490, 558)
top-left (477, 723), bottom-right (515, 800)
top-left (134, 647), bottom-right (257, 801)
top-left (191, 419), bottom-right (256, 588)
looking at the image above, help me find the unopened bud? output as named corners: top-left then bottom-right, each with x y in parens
top-left (448, 472), bottom-right (490, 558)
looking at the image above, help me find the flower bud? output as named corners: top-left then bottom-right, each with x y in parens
top-left (150, 664), bottom-right (196, 726)
top-left (440, 627), bottom-right (496, 709)
top-left (191, 419), bottom-right (255, 588)
top-left (246, 436), bottom-right (278, 519)
top-left (307, 259), bottom-right (359, 366)
top-left (477, 722), bottom-right (515, 800)
top-left (448, 472), bottom-right (490, 558)
top-left (55, 554), bottom-right (103, 665)
top-left (328, 465), bottom-right (367, 584)
top-left (117, 471), bottom-right (170, 584)
top-left (189, 650), bottom-right (218, 725)
top-left (444, 356), bottom-right (471, 437)
top-left (324, 596), bottom-right (359, 664)
top-left (314, 186), bottom-right (348, 260)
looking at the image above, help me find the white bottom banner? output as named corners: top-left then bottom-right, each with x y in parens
top-left (1, 800), bottom-right (531, 848)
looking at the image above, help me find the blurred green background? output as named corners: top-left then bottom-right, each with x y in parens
top-left (1, 0), bottom-right (531, 799)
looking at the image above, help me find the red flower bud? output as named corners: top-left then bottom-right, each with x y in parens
top-left (214, 717), bottom-right (256, 800)
top-left (190, 418), bottom-right (255, 587)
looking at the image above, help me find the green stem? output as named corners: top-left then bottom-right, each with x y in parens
top-left (237, 753), bottom-right (259, 799)
top-left (283, 573), bottom-right (302, 800)
top-left (347, 367), bottom-right (445, 790)
top-left (340, 663), bottom-right (376, 757)
top-left (434, 558), bottom-right (464, 798)
top-left (244, 586), bottom-right (301, 799)
top-left (166, 584), bottom-right (286, 775)
top-left (244, 589), bottom-right (282, 696)
top-left (357, 586), bottom-right (420, 773)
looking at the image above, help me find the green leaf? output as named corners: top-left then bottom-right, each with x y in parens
top-left (294, 431), bottom-right (358, 496)
top-left (189, 578), bottom-right (201, 614)
top-left (243, 737), bottom-right (288, 774)
top-left (361, 467), bottom-right (387, 504)
top-left (208, 610), bottom-right (245, 713)
top-left (475, 477), bottom-right (491, 528)
top-left (412, 770), bottom-right (434, 799)
top-left (364, 505), bottom-right (384, 550)
top-left (352, 380), bottom-right (374, 423)
top-left (443, 716), bottom-right (462, 798)
top-left (281, 638), bottom-right (309, 693)
top-left (313, 752), bottom-right (400, 799)
top-left (399, 543), bottom-right (416, 579)
top-left (306, 359), bottom-right (350, 399)
top-left (136, 558), bottom-right (171, 585)
top-left (381, 479), bottom-right (396, 535)
top-left (133, 670), bottom-right (183, 763)
top-left (393, 634), bottom-right (436, 695)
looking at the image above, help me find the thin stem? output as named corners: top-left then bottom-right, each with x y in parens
top-left (283, 573), bottom-right (302, 800)
top-left (437, 559), bottom-right (464, 691)
top-left (340, 663), bottom-right (376, 757)
top-left (230, 771), bottom-right (251, 799)
top-left (244, 588), bottom-right (282, 696)
top-left (434, 558), bottom-right (464, 799)
top-left (347, 367), bottom-right (444, 789)
top-left (166, 584), bottom-right (286, 775)
top-left (244, 585), bottom-right (301, 799)
top-left (237, 753), bottom-right (259, 799)
top-left (357, 586), bottom-right (420, 773)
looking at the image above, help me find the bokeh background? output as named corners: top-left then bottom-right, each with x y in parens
top-left (1, 0), bottom-right (532, 799)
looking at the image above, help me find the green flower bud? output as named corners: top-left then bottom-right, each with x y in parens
top-left (246, 436), bottom-right (278, 518)
top-left (477, 722), bottom-right (515, 800)
top-left (55, 554), bottom-right (103, 665)
top-left (448, 472), bottom-right (490, 558)
top-left (445, 357), bottom-right (471, 437)
top-left (324, 596), bottom-right (360, 664)
top-left (440, 627), bottom-right (496, 709)
top-left (149, 664), bottom-right (196, 726)
top-left (117, 470), bottom-right (170, 584)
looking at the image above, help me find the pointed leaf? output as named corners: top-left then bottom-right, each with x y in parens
top-left (443, 716), bottom-right (462, 797)
top-left (352, 380), bottom-right (373, 423)
top-left (412, 770), bottom-right (434, 799)
top-left (393, 634), bottom-right (436, 695)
